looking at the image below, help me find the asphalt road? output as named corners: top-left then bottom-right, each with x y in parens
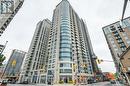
top-left (7, 81), bottom-right (125, 86)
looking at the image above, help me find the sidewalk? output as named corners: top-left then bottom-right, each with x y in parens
top-left (36, 84), bottom-right (92, 86)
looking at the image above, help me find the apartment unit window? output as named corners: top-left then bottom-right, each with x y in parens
top-left (124, 36), bottom-right (128, 40)
top-left (128, 58), bottom-right (130, 60)
top-left (59, 69), bottom-right (72, 73)
top-left (123, 20), bottom-right (130, 27)
top-left (60, 63), bottom-right (72, 67)
top-left (127, 40), bottom-right (130, 45)
top-left (60, 48), bottom-right (71, 52)
top-left (127, 67), bottom-right (130, 71)
top-left (60, 58), bottom-right (71, 61)
top-left (60, 52), bottom-right (71, 57)
top-left (61, 44), bottom-right (71, 48)
top-left (61, 36), bottom-right (71, 40)
top-left (52, 64), bottom-right (55, 68)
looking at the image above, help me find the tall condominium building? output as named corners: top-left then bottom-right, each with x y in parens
top-left (102, 17), bottom-right (130, 72)
top-left (46, 0), bottom-right (96, 84)
top-left (3, 49), bottom-right (26, 80)
top-left (0, 0), bottom-right (24, 36)
top-left (20, 19), bottom-right (51, 83)
top-left (21, 0), bottom-right (97, 84)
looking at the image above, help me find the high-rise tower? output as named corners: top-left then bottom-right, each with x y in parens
top-left (20, 19), bottom-right (51, 83)
top-left (46, 0), bottom-right (95, 84)
top-left (21, 0), bottom-right (97, 84)
top-left (0, 0), bottom-right (24, 36)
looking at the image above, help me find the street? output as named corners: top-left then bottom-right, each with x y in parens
top-left (7, 81), bottom-right (125, 86)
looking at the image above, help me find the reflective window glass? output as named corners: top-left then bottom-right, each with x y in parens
top-left (61, 40), bottom-right (71, 44)
top-left (60, 52), bottom-right (71, 57)
top-left (60, 58), bottom-right (71, 61)
top-left (61, 44), bottom-right (71, 48)
top-left (60, 48), bottom-right (71, 52)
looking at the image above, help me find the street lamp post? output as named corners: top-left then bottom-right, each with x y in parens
top-left (121, 0), bottom-right (129, 21)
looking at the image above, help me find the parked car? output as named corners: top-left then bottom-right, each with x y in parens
top-left (0, 79), bottom-right (8, 86)
top-left (20, 81), bottom-right (28, 84)
top-left (110, 80), bottom-right (116, 84)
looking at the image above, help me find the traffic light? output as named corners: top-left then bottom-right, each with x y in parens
top-left (83, 64), bottom-right (87, 68)
top-left (73, 63), bottom-right (77, 72)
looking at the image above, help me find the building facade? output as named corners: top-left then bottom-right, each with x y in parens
top-left (46, 0), bottom-right (95, 84)
top-left (0, 64), bottom-right (5, 78)
top-left (21, 0), bottom-right (97, 84)
top-left (120, 46), bottom-right (130, 82)
top-left (0, 0), bottom-right (24, 36)
top-left (0, 44), bottom-right (5, 54)
top-left (102, 17), bottom-right (130, 72)
top-left (20, 19), bottom-right (51, 83)
top-left (3, 49), bottom-right (26, 80)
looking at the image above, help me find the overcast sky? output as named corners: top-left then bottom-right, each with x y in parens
top-left (0, 0), bottom-right (130, 72)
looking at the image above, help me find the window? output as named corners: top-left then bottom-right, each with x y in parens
top-left (61, 38), bottom-right (71, 41)
top-left (60, 48), bottom-right (71, 52)
top-left (59, 69), bottom-right (72, 73)
top-left (125, 36), bottom-right (128, 40)
top-left (61, 30), bottom-right (71, 34)
top-left (127, 40), bottom-right (130, 45)
top-left (61, 32), bottom-right (70, 36)
top-left (60, 58), bottom-right (71, 61)
top-left (59, 69), bottom-right (64, 73)
top-left (61, 27), bottom-right (70, 30)
top-left (61, 25), bottom-right (70, 29)
top-left (123, 20), bottom-right (130, 27)
top-left (64, 69), bottom-right (72, 73)
top-left (60, 52), bottom-right (71, 57)
top-left (60, 63), bottom-right (72, 67)
top-left (61, 44), bottom-right (71, 48)
top-left (61, 40), bottom-right (71, 44)
top-left (61, 36), bottom-right (71, 40)
top-left (61, 34), bottom-right (71, 37)
top-left (127, 67), bottom-right (130, 71)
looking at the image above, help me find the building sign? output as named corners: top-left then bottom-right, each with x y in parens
top-left (11, 59), bottom-right (16, 67)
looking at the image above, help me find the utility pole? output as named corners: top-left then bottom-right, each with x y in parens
top-left (121, 0), bottom-right (129, 21)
